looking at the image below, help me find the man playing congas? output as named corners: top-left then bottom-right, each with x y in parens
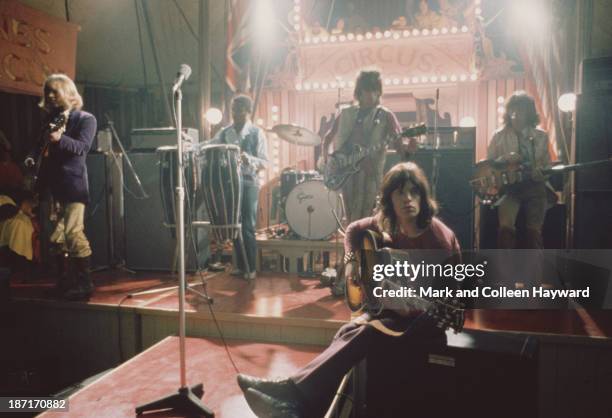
top-left (206, 95), bottom-right (268, 280)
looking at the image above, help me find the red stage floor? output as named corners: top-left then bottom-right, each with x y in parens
top-left (9, 269), bottom-right (612, 337)
top-left (38, 336), bottom-right (323, 418)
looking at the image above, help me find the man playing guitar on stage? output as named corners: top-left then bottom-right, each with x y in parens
top-left (26, 74), bottom-right (97, 300)
top-left (321, 70), bottom-right (415, 222)
top-left (487, 91), bottom-right (554, 249)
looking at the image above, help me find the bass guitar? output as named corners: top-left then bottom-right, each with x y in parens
top-left (324, 123), bottom-right (426, 191)
top-left (345, 229), bottom-right (464, 334)
top-left (24, 110), bottom-right (70, 189)
top-left (470, 157), bottom-right (612, 203)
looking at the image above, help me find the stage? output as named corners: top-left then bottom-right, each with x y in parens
top-left (37, 336), bottom-right (323, 418)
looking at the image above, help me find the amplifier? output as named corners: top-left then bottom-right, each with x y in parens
top-left (130, 127), bottom-right (199, 151)
top-left (581, 56), bottom-right (612, 93)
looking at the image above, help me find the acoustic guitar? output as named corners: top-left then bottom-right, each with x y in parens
top-left (345, 229), bottom-right (465, 334)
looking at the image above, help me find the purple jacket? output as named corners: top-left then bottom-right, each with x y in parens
top-left (34, 110), bottom-right (97, 203)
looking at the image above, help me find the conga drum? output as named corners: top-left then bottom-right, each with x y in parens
top-left (157, 145), bottom-right (199, 227)
top-left (199, 144), bottom-right (242, 242)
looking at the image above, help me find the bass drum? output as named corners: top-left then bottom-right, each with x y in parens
top-left (285, 180), bottom-right (343, 240)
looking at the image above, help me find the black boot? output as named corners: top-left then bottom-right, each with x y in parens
top-left (47, 251), bottom-right (73, 296)
top-left (64, 256), bottom-right (94, 301)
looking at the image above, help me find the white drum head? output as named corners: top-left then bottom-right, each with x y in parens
top-left (285, 180), bottom-right (343, 240)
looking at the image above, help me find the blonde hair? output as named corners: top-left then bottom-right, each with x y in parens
top-left (39, 74), bottom-right (83, 111)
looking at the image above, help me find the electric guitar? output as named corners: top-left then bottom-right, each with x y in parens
top-left (24, 110), bottom-right (69, 189)
top-left (470, 156), bottom-right (612, 203)
top-left (324, 124), bottom-right (426, 191)
top-left (346, 229), bottom-right (465, 334)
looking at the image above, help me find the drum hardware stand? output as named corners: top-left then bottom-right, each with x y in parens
top-left (298, 205), bottom-right (319, 278)
top-left (136, 65), bottom-right (214, 417)
top-left (91, 115), bottom-right (147, 275)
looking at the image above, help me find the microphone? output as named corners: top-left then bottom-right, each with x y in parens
top-left (172, 64), bottom-right (192, 91)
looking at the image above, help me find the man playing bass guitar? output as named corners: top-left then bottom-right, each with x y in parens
top-left (26, 74), bottom-right (97, 300)
top-left (486, 91), bottom-right (554, 249)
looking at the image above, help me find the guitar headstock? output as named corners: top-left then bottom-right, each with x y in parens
top-left (401, 123), bottom-right (427, 138)
top-left (49, 110), bottom-right (69, 133)
top-left (426, 298), bottom-right (465, 334)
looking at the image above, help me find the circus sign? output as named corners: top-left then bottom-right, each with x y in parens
top-left (0, 0), bottom-right (80, 96)
top-left (297, 33), bottom-right (475, 87)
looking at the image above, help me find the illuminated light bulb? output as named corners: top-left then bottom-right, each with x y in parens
top-left (475, 7), bottom-right (482, 15)
top-left (375, 32), bottom-right (383, 39)
top-left (330, 35), bottom-right (337, 42)
top-left (460, 74), bottom-right (468, 81)
top-left (450, 74), bottom-right (458, 81)
top-left (348, 80), bottom-right (355, 87)
top-left (431, 75), bottom-right (438, 82)
top-left (461, 25), bottom-right (469, 33)
top-left (393, 33), bottom-right (400, 40)
top-left (256, 118), bottom-right (264, 125)
top-left (294, 5), bottom-right (300, 13)
top-left (295, 83), bottom-right (302, 91)
top-left (421, 76), bottom-right (429, 83)
top-left (432, 28), bottom-right (439, 35)
top-left (497, 106), bottom-right (505, 114)
top-left (412, 76), bottom-right (419, 83)
top-left (384, 78), bottom-right (391, 85)
top-left (271, 114), bottom-right (279, 122)
top-left (339, 81), bottom-right (347, 87)
top-left (384, 30), bottom-right (391, 38)
top-left (347, 33), bottom-right (355, 40)
top-left (303, 82), bottom-right (311, 90)
top-left (321, 35), bottom-right (328, 42)
top-left (304, 37), bottom-right (311, 43)
top-left (558, 93), bottom-right (577, 112)
top-left (475, 0), bottom-right (481, 4)
top-left (356, 34), bottom-right (364, 41)
top-left (441, 27), bottom-right (448, 34)
top-left (441, 75), bottom-right (448, 82)
top-left (271, 105), bottom-right (279, 113)
top-left (293, 15), bottom-right (300, 22)
top-left (312, 82), bottom-right (320, 89)
top-left (403, 30), bottom-right (411, 37)
top-left (205, 108), bottom-right (223, 125)
top-left (451, 26), bottom-right (458, 33)
top-left (412, 29), bottom-right (420, 36)
top-left (365, 32), bottom-right (373, 39)
top-left (294, 24), bottom-right (300, 31)
top-left (313, 37), bottom-right (320, 43)
top-left (330, 81), bottom-right (337, 88)
top-left (422, 29), bottom-right (430, 36)
top-left (393, 78), bottom-right (400, 85)
top-left (321, 82), bottom-right (329, 89)
top-left (403, 78), bottom-right (410, 84)
top-left (339, 35), bottom-right (346, 42)
top-left (497, 96), bottom-right (505, 104)
top-left (470, 73), bottom-right (478, 81)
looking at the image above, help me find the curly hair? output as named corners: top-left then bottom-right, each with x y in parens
top-left (375, 162), bottom-right (438, 233)
top-left (503, 91), bottom-right (540, 128)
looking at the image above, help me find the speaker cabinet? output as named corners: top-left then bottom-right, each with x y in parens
top-left (574, 93), bottom-right (612, 248)
top-left (360, 330), bottom-right (538, 418)
top-left (123, 152), bottom-right (209, 271)
top-left (85, 153), bottom-right (109, 268)
top-left (386, 147), bottom-right (475, 249)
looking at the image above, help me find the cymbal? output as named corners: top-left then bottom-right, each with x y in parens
top-left (271, 124), bottom-right (321, 146)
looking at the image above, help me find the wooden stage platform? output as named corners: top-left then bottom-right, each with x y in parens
top-left (38, 336), bottom-right (323, 418)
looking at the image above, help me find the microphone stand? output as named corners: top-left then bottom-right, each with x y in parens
top-left (431, 88), bottom-right (441, 199)
top-left (136, 83), bottom-right (214, 417)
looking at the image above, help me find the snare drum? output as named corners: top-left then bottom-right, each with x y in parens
top-left (285, 180), bottom-right (343, 240)
top-left (200, 144), bottom-right (242, 241)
